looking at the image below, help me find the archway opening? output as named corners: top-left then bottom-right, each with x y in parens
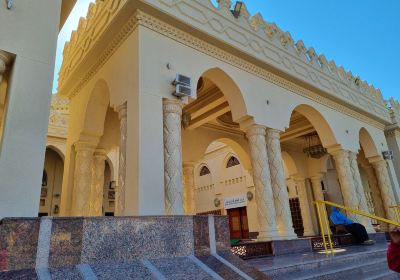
top-left (39, 148), bottom-right (64, 217)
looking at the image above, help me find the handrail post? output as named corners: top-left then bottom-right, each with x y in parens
top-left (315, 202), bottom-right (328, 255)
top-left (321, 203), bottom-right (334, 255)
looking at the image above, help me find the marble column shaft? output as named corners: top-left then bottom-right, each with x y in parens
top-left (183, 163), bottom-right (195, 214)
top-left (246, 125), bottom-right (280, 240)
top-left (163, 98), bottom-right (184, 215)
top-left (363, 164), bottom-right (387, 230)
top-left (310, 176), bottom-right (330, 234)
top-left (72, 142), bottom-right (96, 216)
top-left (115, 103), bottom-right (127, 216)
top-left (348, 152), bottom-right (375, 232)
top-left (266, 128), bottom-right (297, 239)
top-left (294, 177), bottom-right (315, 236)
top-left (331, 149), bottom-right (361, 222)
top-left (90, 149), bottom-right (107, 216)
top-left (371, 159), bottom-right (397, 221)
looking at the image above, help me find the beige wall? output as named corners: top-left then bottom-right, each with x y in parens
top-left (0, 0), bottom-right (63, 218)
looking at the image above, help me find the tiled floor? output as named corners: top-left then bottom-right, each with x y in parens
top-left (247, 243), bottom-right (388, 270)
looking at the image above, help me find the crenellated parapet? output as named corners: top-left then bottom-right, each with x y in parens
top-left (58, 0), bottom-right (126, 90)
top-left (58, 0), bottom-right (396, 124)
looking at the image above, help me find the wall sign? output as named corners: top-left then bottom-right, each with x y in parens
top-left (224, 195), bottom-right (247, 209)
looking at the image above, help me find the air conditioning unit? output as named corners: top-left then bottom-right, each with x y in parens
top-left (172, 74), bottom-right (192, 98)
top-left (382, 150), bottom-right (394, 160)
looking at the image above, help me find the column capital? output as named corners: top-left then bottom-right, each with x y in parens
top-left (74, 141), bottom-right (97, 152)
top-left (93, 148), bottom-right (107, 159)
top-left (370, 158), bottom-right (386, 168)
top-left (310, 173), bottom-right (324, 182)
top-left (329, 148), bottom-right (349, 159)
top-left (162, 98), bottom-right (182, 115)
top-left (265, 127), bottom-right (282, 139)
top-left (116, 102), bottom-right (127, 119)
top-left (0, 50), bottom-right (11, 83)
top-left (347, 151), bottom-right (358, 160)
top-left (291, 175), bottom-right (305, 184)
top-left (183, 161), bottom-right (196, 169)
top-left (245, 124), bottom-right (266, 137)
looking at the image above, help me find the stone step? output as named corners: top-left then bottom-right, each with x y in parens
top-left (366, 271), bottom-right (400, 280)
top-left (257, 249), bottom-right (387, 279)
top-left (302, 259), bottom-right (390, 280)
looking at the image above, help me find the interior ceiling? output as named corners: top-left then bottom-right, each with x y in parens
top-left (183, 77), bottom-right (322, 150)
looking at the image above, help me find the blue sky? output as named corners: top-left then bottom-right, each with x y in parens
top-left (53, 0), bottom-right (400, 100)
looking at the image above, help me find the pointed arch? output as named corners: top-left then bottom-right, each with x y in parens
top-left (81, 79), bottom-right (110, 139)
top-left (292, 104), bottom-right (338, 148)
top-left (201, 68), bottom-right (248, 122)
top-left (359, 127), bottom-right (380, 158)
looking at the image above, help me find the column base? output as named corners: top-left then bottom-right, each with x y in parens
top-left (303, 230), bottom-right (316, 237)
top-left (257, 230), bottom-right (282, 241)
top-left (278, 232), bottom-right (298, 240)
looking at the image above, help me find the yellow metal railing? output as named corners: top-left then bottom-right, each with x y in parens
top-left (313, 200), bottom-right (400, 256)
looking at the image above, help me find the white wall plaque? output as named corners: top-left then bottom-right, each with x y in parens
top-left (224, 195), bottom-right (247, 210)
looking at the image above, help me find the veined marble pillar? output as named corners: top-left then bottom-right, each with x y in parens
top-left (310, 175), bottom-right (330, 234)
top-left (331, 149), bottom-right (360, 222)
top-left (362, 163), bottom-right (387, 230)
top-left (293, 177), bottom-right (315, 236)
top-left (71, 142), bottom-right (96, 216)
top-left (266, 128), bottom-right (296, 239)
top-left (163, 98), bottom-right (184, 215)
top-left (348, 152), bottom-right (375, 232)
top-left (90, 149), bottom-right (107, 216)
top-left (183, 163), bottom-right (195, 214)
top-left (115, 103), bottom-right (127, 216)
top-left (246, 125), bottom-right (280, 240)
top-left (371, 159), bottom-right (397, 221)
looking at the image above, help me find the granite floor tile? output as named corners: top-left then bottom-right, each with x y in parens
top-left (50, 266), bottom-right (83, 280)
top-left (90, 261), bottom-right (154, 280)
top-left (151, 256), bottom-right (213, 280)
top-left (218, 250), bottom-right (270, 280)
top-left (0, 269), bottom-right (38, 280)
top-left (197, 254), bottom-right (246, 280)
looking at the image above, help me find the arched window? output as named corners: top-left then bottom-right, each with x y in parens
top-left (42, 170), bottom-right (48, 186)
top-left (226, 156), bottom-right (240, 168)
top-left (200, 166), bottom-right (211, 176)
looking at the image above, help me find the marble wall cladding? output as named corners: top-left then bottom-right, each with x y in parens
top-left (272, 238), bottom-right (312, 255)
top-left (213, 216), bottom-right (231, 252)
top-left (80, 216), bottom-right (194, 264)
top-left (0, 218), bottom-right (40, 271)
top-left (193, 216), bottom-right (210, 256)
top-left (49, 218), bottom-right (84, 268)
top-left (0, 268), bottom-right (38, 280)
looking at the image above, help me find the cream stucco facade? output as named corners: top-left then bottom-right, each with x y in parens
top-left (2, 0), bottom-right (400, 242)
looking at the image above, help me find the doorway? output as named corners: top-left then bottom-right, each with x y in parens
top-left (227, 207), bottom-right (249, 239)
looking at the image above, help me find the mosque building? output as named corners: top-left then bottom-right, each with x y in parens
top-left (2, 0), bottom-right (400, 243)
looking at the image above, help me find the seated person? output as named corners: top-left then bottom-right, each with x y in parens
top-left (387, 227), bottom-right (400, 272)
top-left (330, 206), bottom-right (375, 245)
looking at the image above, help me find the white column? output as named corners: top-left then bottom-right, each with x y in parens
top-left (183, 162), bottom-right (195, 214)
top-left (331, 149), bottom-right (361, 222)
top-left (115, 102), bottom-right (127, 216)
top-left (245, 125), bottom-right (280, 240)
top-left (163, 98), bottom-right (184, 215)
top-left (362, 163), bottom-right (387, 230)
top-left (348, 152), bottom-right (375, 232)
top-left (90, 149), bottom-right (106, 216)
top-left (71, 142), bottom-right (96, 216)
top-left (371, 158), bottom-right (397, 221)
top-left (293, 177), bottom-right (316, 236)
top-left (310, 175), bottom-right (330, 234)
top-left (266, 128), bottom-right (297, 239)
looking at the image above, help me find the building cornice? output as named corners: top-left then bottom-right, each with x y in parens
top-left (58, 3), bottom-right (388, 130)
